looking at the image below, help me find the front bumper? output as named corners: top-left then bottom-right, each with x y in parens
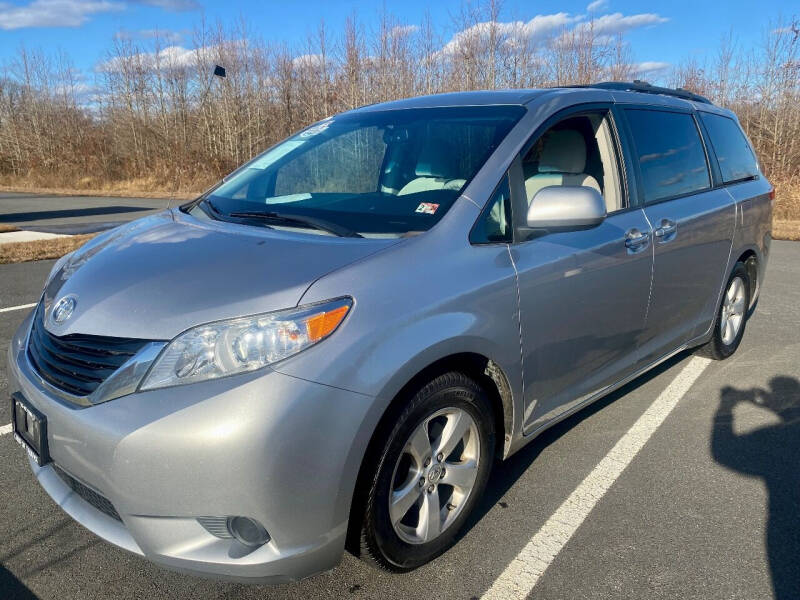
top-left (7, 310), bottom-right (377, 583)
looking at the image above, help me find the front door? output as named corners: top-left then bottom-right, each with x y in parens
top-left (513, 210), bottom-right (654, 432)
top-left (511, 108), bottom-right (654, 433)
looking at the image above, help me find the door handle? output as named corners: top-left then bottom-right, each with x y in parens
top-left (654, 219), bottom-right (677, 242)
top-left (624, 229), bottom-right (650, 252)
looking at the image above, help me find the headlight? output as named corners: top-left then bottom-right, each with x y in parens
top-left (140, 297), bottom-right (352, 390)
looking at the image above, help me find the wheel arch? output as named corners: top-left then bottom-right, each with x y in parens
top-left (386, 353), bottom-right (513, 456)
top-left (726, 247), bottom-right (760, 311)
top-left (734, 248), bottom-right (758, 309)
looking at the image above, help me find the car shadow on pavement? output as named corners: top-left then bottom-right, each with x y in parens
top-left (0, 566), bottom-right (38, 600)
top-left (0, 206), bottom-right (151, 223)
top-left (461, 350), bottom-right (691, 543)
top-left (711, 376), bottom-right (800, 600)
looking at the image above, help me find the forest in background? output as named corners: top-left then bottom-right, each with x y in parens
top-left (0, 3), bottom-right (797, 223)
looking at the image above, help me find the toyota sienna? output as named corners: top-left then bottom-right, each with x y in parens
top-left (8, 81), bottom-right (772, 582)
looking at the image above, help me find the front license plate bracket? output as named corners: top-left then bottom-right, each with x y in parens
top-left (11, 392), bottom-right (50, 467)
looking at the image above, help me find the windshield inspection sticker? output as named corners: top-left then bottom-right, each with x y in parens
top-left (415, 202), bottom-right (440, 215)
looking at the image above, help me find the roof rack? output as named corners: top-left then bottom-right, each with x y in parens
top-left (585, 80), bottom-right (712, 105)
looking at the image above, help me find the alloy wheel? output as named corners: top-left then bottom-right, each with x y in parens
top-left (721, 276), bottom-right (746, 345)
top-left (388, 407), bottom-right (480, 545)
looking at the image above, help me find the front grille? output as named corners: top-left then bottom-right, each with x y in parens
top-left (27, 303), bottom-right (151, 397)
top-left (53, 465), bottom-right (122, 522)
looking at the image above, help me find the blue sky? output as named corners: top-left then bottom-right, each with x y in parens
top-left (0, 0), bottom-right (795, 78)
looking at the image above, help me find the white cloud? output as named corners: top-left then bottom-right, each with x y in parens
top-left (0, 0), bottom-right (199, 31)
top-left (97, 39), bottom-right (253, 74)
top-left (390, 24), bottom-right (419, 37)
top-left (587, 0), bottom-right (608, 11)
top-left (130, 0), bottom-right (199, 11)
top-left (97, 44), bottom-right (198, 72)
top-left (440, 12), bottom-right (584, 56)
top-left (54, 81), bottom-right (99, 102)
top-left (439, 10), bottom-right (667, 57)
top-left (580, 12), bottom-right (668, 36)
top-left (0, 0), bottom-right (123, 30)
top-left (292, 53), bottom-right (325, 69)
top-left (151, 45), bottom-right (197, 67)
top-left (631, 60), bottom-right (671, 74)
top-left (522, 12), bottom-right (587, 39)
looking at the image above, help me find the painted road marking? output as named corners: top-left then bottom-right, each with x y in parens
top-left (0, 303), bottom-right (36, 314)
top-left (482, 355), bottom-right (712, 600)
top-left (0, 423), bottom-right (12, 436)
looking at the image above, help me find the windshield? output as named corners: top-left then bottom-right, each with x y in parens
top-left (196, 105), bottom-right (525, 238)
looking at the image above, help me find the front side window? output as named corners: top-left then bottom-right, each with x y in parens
top-left (700, 112), bottom-right (759, 184)
top-left (198, 106), bottom-right (525, 238)
top-left (521, 112), bottom-right (623, 213)
top-left (470, 175), bottom-right (512, 244)
top-left (624, 109), bottom-right (710, 203)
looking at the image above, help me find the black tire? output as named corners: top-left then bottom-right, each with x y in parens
top-left (355, 371), bottom-right (495, 572)
top-left (697, 261), bottom-right (751, 360)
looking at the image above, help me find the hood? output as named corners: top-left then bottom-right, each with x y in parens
top-left (42, 209), bottom-right (396, 340)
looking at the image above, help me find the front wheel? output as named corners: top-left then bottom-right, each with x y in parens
top-left (356, 372), bottom-right (495, 572)
top-left (697, 262), bottom-right (751, 360)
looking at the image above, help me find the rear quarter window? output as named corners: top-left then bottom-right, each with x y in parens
top-left (700, 112), bottom-right (759, 183)
top-left (624, 109), bottom-right (711, 203)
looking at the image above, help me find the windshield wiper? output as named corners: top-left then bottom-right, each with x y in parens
top-left (228, 211), bottom-right (363, 238)
top-left (203, 197), bottom-right (273, 225)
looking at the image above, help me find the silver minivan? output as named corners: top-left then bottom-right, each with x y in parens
top-left (9, 82), bottom-right (772, 582)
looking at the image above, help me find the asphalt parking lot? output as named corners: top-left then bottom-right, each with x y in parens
top-left (1, 241), bottom-right (798, 600)
top-left (0, 192), bottom-right (169, 234)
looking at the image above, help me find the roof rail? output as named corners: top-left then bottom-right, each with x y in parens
top-left (585, 80), bottom-right (713, 105)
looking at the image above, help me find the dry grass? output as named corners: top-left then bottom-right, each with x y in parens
top-left (0, 234), bottom-right (96, 264)
top-left (0, 224), bottom-right (20, 233)
top-left (0, 170), bottom-right (214, 199)
top-left (0, 183), bottom-right (196, 201)
top-left (768, 179), bottom-right (799, 241)
top-left (773, 221), bottom-right (800, 241)
top-left (773, 178), bottom-right (800, 222)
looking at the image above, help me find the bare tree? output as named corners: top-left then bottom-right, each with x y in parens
top-left (0, 2), bottom-right (796, 219)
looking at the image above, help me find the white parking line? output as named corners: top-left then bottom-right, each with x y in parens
top-left (482, 355), bottom-right (712, 600)
top-left (0, 302), bottom-right (36, 314)
top-left (0, 423), bottom-right (12, 436)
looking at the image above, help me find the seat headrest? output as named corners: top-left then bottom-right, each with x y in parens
top-left (538, 129), bottom-right (587, 175)
top-left (415, 139), bottom-right (458, 178)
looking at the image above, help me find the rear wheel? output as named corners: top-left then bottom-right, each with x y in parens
top-left (697, 262), bottom-right (751, 360)
top-left (356, 372), bottom-right (495, 571)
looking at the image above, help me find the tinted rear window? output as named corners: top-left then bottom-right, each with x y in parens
top-left (700, 112), bottom-right (759, 183)
top-left (625, 109), bottom-right (710, 203)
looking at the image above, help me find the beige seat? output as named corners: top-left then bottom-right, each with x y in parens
top-left (524, 130), bottom-right (601, 204)
top-left (398, 144), bottom-right (466, 196)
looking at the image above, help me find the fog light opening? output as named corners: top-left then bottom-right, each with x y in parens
top-left (226, 516), bottom-right (270, 547)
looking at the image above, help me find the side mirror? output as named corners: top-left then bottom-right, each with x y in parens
top-left (525, 185), bottom-right (607, 232)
